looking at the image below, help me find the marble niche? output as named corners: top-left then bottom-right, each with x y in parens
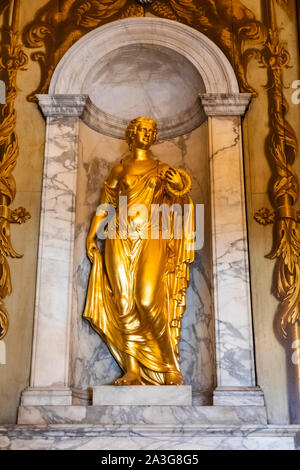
top-left (72, 119), bottom-right (214, 401)
top-left (15, 17), bottom-right (294, 450)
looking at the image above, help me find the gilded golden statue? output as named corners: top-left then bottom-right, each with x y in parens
top-left (83, 117), bottom-right (194, 385)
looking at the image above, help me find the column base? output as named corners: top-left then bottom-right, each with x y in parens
top-left (20, 387), bottom-right (72, 406)
top-left (93, 385), bottom-right (192, 406)
top-left (213, 387), bottom-right (265, 406)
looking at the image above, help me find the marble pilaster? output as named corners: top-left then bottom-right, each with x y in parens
top-left (22, 96), bottom-right (85, 405)
top-left (200, 93), bottom-right (259, 404)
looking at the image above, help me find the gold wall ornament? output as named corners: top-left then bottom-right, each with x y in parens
top-left (150, 0), bottom-right (267, 95)
top-left (83, 117), bottom-right (195, 385)
top-left (253, 0), bottom-right (300, 423)
top-left (23, 0), bottom-right (266, 101)
top-left (0, 0), bottom-right (31, 339)
top-left (22, 0), bottom-right (144, 102)
top-left (0, 300), bottom-right (9, 339)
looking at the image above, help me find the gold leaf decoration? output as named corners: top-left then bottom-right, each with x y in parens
top-left (121, 3), bottom-right (144, 18)
top-left (149, 1), bottom-right (178, 21)
top-left (251, 3), bottom-right (299, 340)
top-left (23, 0), bottom-right (267, 101)
top-left (0, 300), bottom-right (9, 339)
top-left (254, 208), bottom-right (275, 225)
top-left (0, 1), bottom-right (31, 339)
top-left (23, 0), bottom-right (135, 101)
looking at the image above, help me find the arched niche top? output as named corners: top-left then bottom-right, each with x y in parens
top-left (46, 17), bottom-right (242, 140)
top-left (50, 17), bottom-right (239, 96)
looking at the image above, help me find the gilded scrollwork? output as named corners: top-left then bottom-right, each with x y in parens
top-left (254, 208), bottom-right (275, 226)
top-left (253, 1), bottom-right (299, 341)
top-left (0, 0), bottom-right (31, 339)
top-left (151, 0), bottom-right (267, 94)
top-left (23, 0), bottom-right (267, 100)
top-left (22, 0), bottom-right (142, 101)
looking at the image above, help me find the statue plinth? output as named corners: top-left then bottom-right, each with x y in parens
top-left (92, 385), bottom-right (192, 406)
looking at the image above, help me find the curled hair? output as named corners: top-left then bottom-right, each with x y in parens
top-left (125, 117), bottom-right (158, 150)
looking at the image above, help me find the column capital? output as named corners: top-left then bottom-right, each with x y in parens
top-left (199, 93), bottom-right (252, 117)
top-left (37, 94), bottom-right (89, 117)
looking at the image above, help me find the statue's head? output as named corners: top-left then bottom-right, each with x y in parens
top-left (125, 117), bottom-right (158, 151)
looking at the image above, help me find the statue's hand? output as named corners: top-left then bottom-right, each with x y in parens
top-left (164, 167), bottom-right (183, 190)
top-left (86, 237), bottom-right (98, 263)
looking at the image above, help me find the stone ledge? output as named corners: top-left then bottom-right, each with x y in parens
top-left (93, 385), bottom-right (192, 406)
top-left (37, 94), bottom-right (206, 141)
top-left (17, 404), bottom-right (267, 426)
top-left (3, 424), bottom-right (300, 437)
top-left (1, 424), bottom-right (300, 450)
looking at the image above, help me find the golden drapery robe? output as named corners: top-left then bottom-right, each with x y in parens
top-left (83, 160), bottom-right (194, 384)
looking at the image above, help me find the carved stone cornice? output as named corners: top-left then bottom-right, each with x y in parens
top-left (199, 93), bottom-right (252, 117)
top-left (37, 94), bottom-right (88, 117)
top-left (37, 94), bottom-right (207, 141)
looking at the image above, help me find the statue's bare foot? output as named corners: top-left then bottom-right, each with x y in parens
top-left (111, 371), bottom-right (142, 386)
top-left (165, 372), bottom-right (184, 385)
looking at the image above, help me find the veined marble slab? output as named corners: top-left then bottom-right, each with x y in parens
top-left (17, 405), bottom-right (267, 426)
top-left (93, 386), bottom-right (192, 406)
top-left (1, 424), bottom-right (300, 450)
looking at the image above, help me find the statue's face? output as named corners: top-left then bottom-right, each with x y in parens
top-left (134, 121), bottom-right (156, 149)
